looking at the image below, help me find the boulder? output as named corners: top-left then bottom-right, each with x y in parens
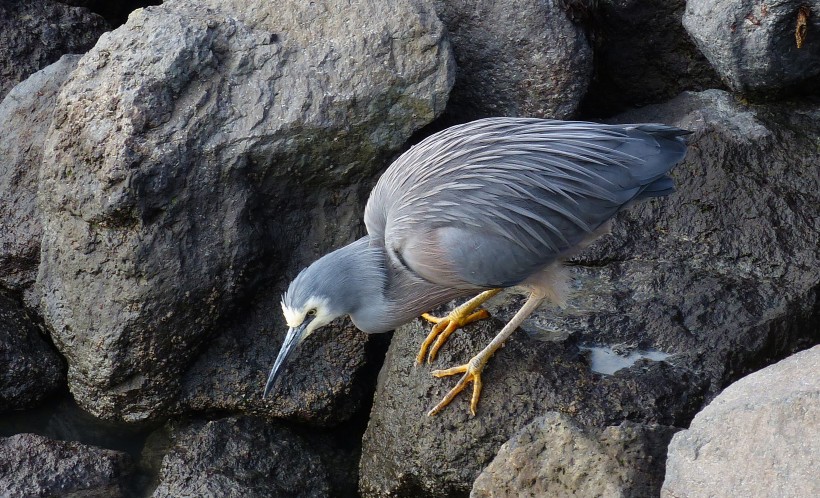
top-left (0, 433), bottom-right (133, 498)
top-left (359, 89), bottom-right (820, 496)
top-left (0, 291), bottom-right (64, 412)
top-left (580, 0), bottom-right (723, 116)
top-left (151, 417), bottom-right (329, 497)
top-left (434, 0), bottom-right (591, 121)
top-left (0, 0), bottom-right (108, 101)
top-left (683, 0), bottom-right (820, 96)
top-left (36, 0), bottom-right (453, 422)
top-left (471, 413), bottom-right (676, 497)
top-left (0, 55), bottom-right (81, 296)
top-left (662, 345), bottom-right (819, 498)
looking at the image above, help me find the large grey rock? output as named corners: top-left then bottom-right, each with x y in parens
top-left (435, 0), bottom-right (591, 121)
top-left (581, 0), bottom-right (723, 115)
top-left (0, 0), bottom-right (108, 101)
top-left (151, 417), bottom-right (329, 497)
top-left (37, 0), bottom-right (453, 422)
top-left (662, 345), bottom-right (819, 498)
top-left (0, 291), bottom-right (65, 412)
top-left (0, 55), bottom-right (81, 295)
top-left (0, 433), bottom-right (133, 498)
top-left (359, 89), bottom-right (820, 496)
top-left (683, 0), bottom-right (820, 96)
top-left (471, 413), bottom-right (676, 498)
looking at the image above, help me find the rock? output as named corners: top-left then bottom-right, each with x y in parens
top-left (36, 0), bottom-right (453, 422)
top-left (0, 55), bottom-right (82, 295)
top-left (0, 432), bottom-right (133, 497)
top-left (662, 345), bottom-right (820, 498)
top-left (434, 0), bottom-right (591, 121)
top-left (0, 0), bottom-right (108, 101)
top-left (60, 1), bottom-right (161, 27)
top-left (151, 416), bottom-right (329, 497)
top-left (359, 89), bottom-right (820, 496)
top-left (0, 290), bottom-right (64, 412)
top-left (580, 0), bottom-right (723, 116)
top-left (683, 0), bottom-right (820, 96)
top-left (471, 413), bottom-right (676, 497)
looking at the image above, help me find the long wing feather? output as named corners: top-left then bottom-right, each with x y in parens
top-left (364, 117), bottom-right (688, 288)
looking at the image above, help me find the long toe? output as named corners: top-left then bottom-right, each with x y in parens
top-left (428, 359), bottom-right (485, 416)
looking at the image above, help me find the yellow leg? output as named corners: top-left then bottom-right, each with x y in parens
top-left (416, 289), bottom-right (501, 364)
top-left (428, 291), bottom-right (545, 416)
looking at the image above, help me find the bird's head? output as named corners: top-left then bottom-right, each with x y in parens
top-left (262, 238), bottom-right (385, 398)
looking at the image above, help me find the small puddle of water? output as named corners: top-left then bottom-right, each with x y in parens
top-left (579, 345), bottom-right (671, 375)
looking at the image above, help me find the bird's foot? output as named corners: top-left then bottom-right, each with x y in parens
top-left (427, 355), bottom-right (486, 416)
top-left (417, 309), bottom-right (490, 364)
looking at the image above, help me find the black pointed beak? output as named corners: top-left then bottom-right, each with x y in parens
top-left (263, 320), bottom-right (310, 398)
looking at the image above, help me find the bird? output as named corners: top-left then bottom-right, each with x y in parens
top-left (263, 117), bottom-right (689, 416)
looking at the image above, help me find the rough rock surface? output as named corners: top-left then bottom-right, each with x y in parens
top-left (662, 345), bottom-right (819, 498)
top-left (434, 0), bottom-right (591, 121)
top-left (151, 417), bottom-right (329, 497)
top-left (0, 432), bottom-right (133, 497)
top-left (581, 0), bottom-right (723, 116)
top-left (471, 413), bottom-right (676, 497)
top-left (0, 55), bottom-right (81, 295)
top-left (37, 0), bottom-right (453, 422)
top-left (0, 0), bottom-right (108, 101)
top-left (359, 89), bottom-right (820, 496)
top-left (0, 291), bottom-right (64, 412)
top-left (683, 0), bottom-right (820, 96)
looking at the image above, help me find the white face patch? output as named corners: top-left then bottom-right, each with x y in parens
top-left (281, 296), bottom-right (330, 329)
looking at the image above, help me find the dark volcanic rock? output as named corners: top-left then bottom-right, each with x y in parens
top-left (0, 291), bottom-right (64, 412)
top-left (359, 89), bottom-right (820, 496)
top-left (581, 0), bottom-right (723, 116)
top-left (683, 0), bottom-right (820, 96)
top-left (434, 0), bottom-right (592, 121)
top-left (36, 0), bottom-right (453, 422)
top-left (663, 346), bottom-right (820, 498)
top-left (471, 413), bottom-right (676, 497)
top-left (0, 0), bottom-right (108, 101)
top-left (0, 433), bottom-right (132, 498)
top-left (151, 417), bottom-right (329, 498)
top-left (0, 55), bottom-right (81, 296)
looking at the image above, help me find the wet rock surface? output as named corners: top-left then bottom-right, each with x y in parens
top-left (151, 416), bottom-right (330, 498)
top-left (471, 413), bottom-right (676, 497)
top-left (0, 291), bottom-right (64, 412)
top-left (0, 432), bottom-right (133, 498)
top-left (683, 0), bottom-right (820, 96)
top-left (36, 0), bottom-right (453, 423)
top-left (663, 345), bottom-right (820, 498)
top-left (0, 0), bottom-right (108, 101)
top-left (435, 0), bottom-right (591, 121)
top-left (359, 90), bottom-right (820, 496)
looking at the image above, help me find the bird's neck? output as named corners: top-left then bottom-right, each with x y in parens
top-left (346, 238), bottom-right (471, 334)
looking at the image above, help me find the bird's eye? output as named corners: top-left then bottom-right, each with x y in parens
top-left (307, 308), bottom-right (317, 316)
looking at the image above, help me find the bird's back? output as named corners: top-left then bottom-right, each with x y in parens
top-left (364, 117), bottom-right (688, 290)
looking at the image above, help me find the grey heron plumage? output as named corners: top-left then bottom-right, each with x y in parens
top-left (266, 117), bottom-right (689, 416)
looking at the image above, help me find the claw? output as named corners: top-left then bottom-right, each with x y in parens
top-left (428, 357), bottom-right (485, 416)
top-left (417, 309), bottom-right (491, 364)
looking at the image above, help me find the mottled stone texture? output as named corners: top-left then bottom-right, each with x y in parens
top-left (472, 413), bottom-right (676, 497)
top-left (152, 417), bottom-right (329, 498)
top-left (0, 0), bottom-right (107, 100)
top-left (37, 0), bottom-right (453, 423)
top-left (0, 433), bottom-right (133, 498)
top-left (663, 346), bottom-right (819, 498)
top-left (434, 0), bottom-right (591, 121)
top-left (683, 0), bottom-right (820, 96)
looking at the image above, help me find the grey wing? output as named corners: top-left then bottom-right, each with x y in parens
top-left (364, 117), bottom-right (688, 289)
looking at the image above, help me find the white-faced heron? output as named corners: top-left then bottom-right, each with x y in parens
top-left (264, 117), bottom-right (689, 416)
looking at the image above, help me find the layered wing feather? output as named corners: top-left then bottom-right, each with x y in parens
top-left (364, 118), bottom-right (688, 289)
